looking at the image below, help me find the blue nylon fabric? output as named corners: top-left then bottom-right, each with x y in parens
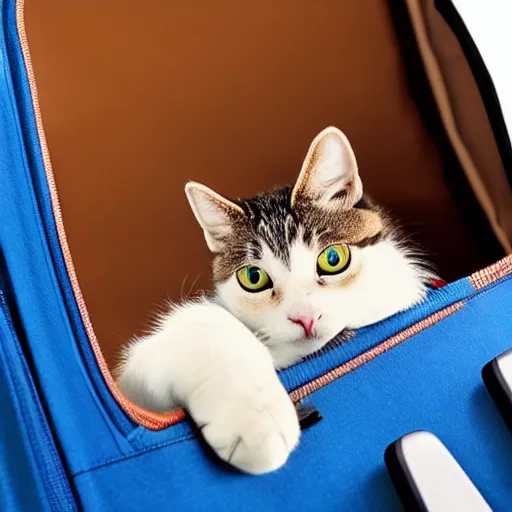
top-left (0, 0), bottom-right (133, 479)
top-left (278, 279), bottom-right (474, 392)
top-left (74, 278), bottom-right (512, 511)
top-left (2, 0), bottom-right (134, 439)
top-left (0, 284), bottom-right (71, 512)
top-left (1, 0), bottom-right (512, 509)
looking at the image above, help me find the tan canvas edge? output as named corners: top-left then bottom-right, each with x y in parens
top-left (405, 0), bottom-right (512, 253)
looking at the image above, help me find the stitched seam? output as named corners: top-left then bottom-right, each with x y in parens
top-left (290, 301), bottom-right (464, 403)
top-left (72, 434), bottom-right (195, 478)
top-left (0, 291), bottom-right (77, 510)
top-left (289, 272), bottom-right (512, 402)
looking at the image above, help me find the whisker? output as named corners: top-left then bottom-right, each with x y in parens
top-left (180, 275), bottom-right (189, 301)
top-left (187, 273), bottom-right (202, 298)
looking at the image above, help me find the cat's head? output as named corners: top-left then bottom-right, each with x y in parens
top-left (185, 127), bottom-right (431, 368)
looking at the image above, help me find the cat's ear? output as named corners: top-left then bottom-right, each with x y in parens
top-left (185, 182), bottom-right (244, 253)
top-left (291, 126), bottom-right (363, 209)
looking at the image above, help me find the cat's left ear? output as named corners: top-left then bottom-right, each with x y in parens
top-left (185, 182), bottom-right (244, 253)
top-left (291, 127), bottom-right (363, 209)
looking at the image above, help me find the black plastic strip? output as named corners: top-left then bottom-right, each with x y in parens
top-left (385, 436), bottom-right (428, 512)
top-left (297, 403), bottom-right (323, 430)
top-left (482, 349), bottom-right (512, 432)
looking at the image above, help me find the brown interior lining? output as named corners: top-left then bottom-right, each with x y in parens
top-left (24, 0), bottom-right (487, 370)
top-left (407, 0), bottom-right (512, 252)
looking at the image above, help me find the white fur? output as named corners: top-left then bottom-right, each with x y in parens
top-left (291, 126), bottom-right (363, 208)
top-left (117, 127), bottom-right (431, 475)
top-left (117, 299), bottom-right (300, 475)
top-left (216, 236), bottom-right (430, 369)
top-left (117, 236), bottom-right (429, 474)
top-left (184, 182), bottom-right (244, 253)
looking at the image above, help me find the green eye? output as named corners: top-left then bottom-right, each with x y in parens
top-left (317, 244), bottom-right (351, 275)
top-left (236, 266), bottom-right (272, 292)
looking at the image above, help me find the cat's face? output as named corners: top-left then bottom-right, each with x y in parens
top-left (185, 127), bottom-right (430, 368)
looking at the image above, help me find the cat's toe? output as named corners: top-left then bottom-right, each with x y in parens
top-left (229, 430), bottom-right (290, 475)
top-left (226, 410), bottom-right (299, 474)
top-left (201, 393), bottom-right (300, 475)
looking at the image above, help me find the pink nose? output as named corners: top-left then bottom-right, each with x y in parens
top-left (288, 316), bottom-right (315, 337)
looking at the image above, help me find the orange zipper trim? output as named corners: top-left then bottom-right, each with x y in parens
top-left (290, 302), bottom-right (463, 403)
top-left (15, 0), bottom-right (184, 431)
top-left (469, 256), bottom-right (512, 290)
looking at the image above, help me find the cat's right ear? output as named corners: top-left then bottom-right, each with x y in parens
top-left (185, 182), bottom-right (244, 253)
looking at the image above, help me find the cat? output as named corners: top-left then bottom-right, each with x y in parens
top-left (116, 126), bottom-right (432, 475)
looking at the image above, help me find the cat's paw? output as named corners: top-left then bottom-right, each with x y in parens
top-left (191, 379), bottom-right (300, 475)
top-left (117, 300), bottom-right (300, 474)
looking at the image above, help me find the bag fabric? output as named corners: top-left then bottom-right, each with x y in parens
top-left (1, 0), bottom-right (512, 510)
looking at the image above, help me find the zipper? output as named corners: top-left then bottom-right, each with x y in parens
top-left (14, 0), bottom-right (184, 431)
